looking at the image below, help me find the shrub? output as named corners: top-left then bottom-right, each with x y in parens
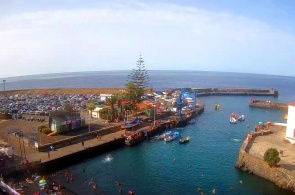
top-left (264, 148), bottom-right (280, 167)
top-left (38, 125), bottom-right (47, 130)
top-left (40, 128), bottom-right (52, 135)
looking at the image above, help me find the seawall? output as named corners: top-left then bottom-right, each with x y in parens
top-left (249, 99), bottom-right (289, 110)
top-left (170, 88), bottom-right (278, 97)
top-left (235, 131), bottom-right (295, 192)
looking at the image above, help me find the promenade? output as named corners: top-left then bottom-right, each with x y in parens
top-left (0, 118), bottom-right (125, 173)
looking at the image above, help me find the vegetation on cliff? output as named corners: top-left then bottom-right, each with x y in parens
top-left (264, 148), bottom-right (280, 167)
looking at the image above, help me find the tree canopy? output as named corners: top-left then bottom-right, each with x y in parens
top-left (264, 148), bottom-right (280, 167)
top-left (87, 101), bottom-right (96, 118)
top-left (125, 54), bottom-right (150, 111)
top-left (105, 94), bottom-right (118, 121)
top-left (127, 54), bottom-right (149, 89)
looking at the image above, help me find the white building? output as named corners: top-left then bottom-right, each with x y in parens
top-left (90, 106), bottom-right (110, 118)
top-left (286, 103), bottom-right (295, 143)
top-left (100, 94), bottom-right (113, 101)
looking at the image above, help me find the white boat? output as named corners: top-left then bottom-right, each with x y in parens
top-left (230, 113), bottom-right (237, 124)
top-left (164, 132), bottom-right (180, 142)
top-left (158, 131), bottom-right (172, 140)
top-left (230, 117), bottom-right (237, 124)
top-left (238, 115), bottom-right (245, 121)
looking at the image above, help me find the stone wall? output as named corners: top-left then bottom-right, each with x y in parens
top-left (235, 136), bottom-right (295, 192)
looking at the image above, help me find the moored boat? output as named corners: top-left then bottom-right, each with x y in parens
top-left (121, 119), bottom-right (140, 129)
top-left (238, 115), bottom-right (245, 122)
top-left (179, 136), bottom-right (190, 144)
top-left (230, 113), bottom-right (237, 124)
top-left (164, 132), bottom-right (180, 142)
top-left (125, 131), bottom-right (146, 146)
top-left (158, 131), bottom-right (172, 140)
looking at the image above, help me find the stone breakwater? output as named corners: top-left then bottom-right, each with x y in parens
top-left (170, 88), bottom-right (279, 97)
top-left (235, 127), bottom-right (295, 192)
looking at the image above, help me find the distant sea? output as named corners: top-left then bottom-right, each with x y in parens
top-left (3, 71), bottom-right (295, 195)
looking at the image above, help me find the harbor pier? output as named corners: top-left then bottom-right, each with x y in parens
top-left (236, 124), bottom-right (295, 192)
top-left (169, 88), bottom-right (279, 97)
top-left (249, 99), bottom-right (289, 110)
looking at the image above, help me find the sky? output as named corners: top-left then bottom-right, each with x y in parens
top-left (1, 0), bottom-right (295, 78)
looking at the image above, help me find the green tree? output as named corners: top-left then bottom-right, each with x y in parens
top-left (87, 101), bottom-right (96, 118)
top-left (127, 54), bottom-right (149, 89)
top-left (264, 148), bottom-right (280, 167)
top-left (125, 82), bottom-right (144, 111)
top-left (105, 95), bottom-right (118, 122)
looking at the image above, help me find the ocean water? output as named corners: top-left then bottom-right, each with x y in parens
top-left (2, 71), bottom-right (295, 194)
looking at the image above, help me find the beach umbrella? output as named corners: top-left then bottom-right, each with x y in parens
top-left (39, 179), bottom-right (47, 188)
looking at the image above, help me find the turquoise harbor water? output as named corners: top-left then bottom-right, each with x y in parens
top-left (2, 71), bottom-right (295, 194)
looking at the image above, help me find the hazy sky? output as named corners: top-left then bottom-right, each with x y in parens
top-left (1, 0), bottom-right (295, 78)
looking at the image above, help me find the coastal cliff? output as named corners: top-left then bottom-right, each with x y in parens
top-left (235, 134), bottom-right (295, 192)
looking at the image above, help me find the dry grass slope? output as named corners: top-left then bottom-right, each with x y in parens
top-left (0, 88), bottom-right (125, 95)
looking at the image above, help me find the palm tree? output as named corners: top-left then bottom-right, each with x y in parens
top-left (87, 101), bottom-right (96, 118)
top-left (105, 95), bottom-right (118, 122)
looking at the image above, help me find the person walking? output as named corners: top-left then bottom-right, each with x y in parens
top-left (82, 141), bottom-right (84, 147)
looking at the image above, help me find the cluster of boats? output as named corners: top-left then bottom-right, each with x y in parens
top-left (229, 113), bottom-right (245, 124)
top-left (158, 131), bottom-right (190, 144)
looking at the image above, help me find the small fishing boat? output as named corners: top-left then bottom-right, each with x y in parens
top-left (121, 119), bottom-right (140, 129)
top-left (125, 131), bottom-right (146, 146)
top-left (179, 136), bottom-right (190, 144)
top-left (214, 104), bottom-right (220, 110)
top-left (158, 131), bottom-right (172, 140)
top-left (230, 113), bottom-right (237, 124)
top-left (238, 115), bottom-right (245, 122)
top-left (164, 132), bottom-right (180, 142)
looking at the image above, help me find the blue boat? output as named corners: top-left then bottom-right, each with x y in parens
top-left (164, 132), bottom-right (180, 142)
top-left (121, 119), bottom-right (140, 129)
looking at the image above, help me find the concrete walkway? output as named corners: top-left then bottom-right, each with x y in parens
top-left (10, 130), bottom-right (125, 164)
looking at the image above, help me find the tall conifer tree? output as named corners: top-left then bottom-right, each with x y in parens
top-left (127, 54), bottom-right (149, 89)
